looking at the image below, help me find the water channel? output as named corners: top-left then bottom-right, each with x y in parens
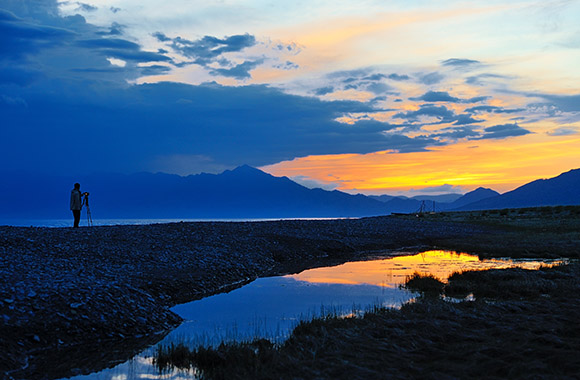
top-left (61, 250), bottom-right (565, 380)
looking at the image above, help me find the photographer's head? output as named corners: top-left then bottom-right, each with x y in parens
top-left (74, 183), bottom-right (80, 190)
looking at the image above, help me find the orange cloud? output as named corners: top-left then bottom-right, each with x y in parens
top-left (262, 134), bottom-right (580, 195)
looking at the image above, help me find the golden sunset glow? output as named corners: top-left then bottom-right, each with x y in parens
top-left (289, 250), bottom-right (564, 288)
top-left (263, 134), bottom-right (580, 195)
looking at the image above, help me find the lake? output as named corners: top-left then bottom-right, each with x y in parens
top-left (60, 250), bottom-right (565, 380)
top-left (0, 218), bottom-right (345, 228)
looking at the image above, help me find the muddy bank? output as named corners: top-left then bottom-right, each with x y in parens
top-left (157, 262), bottom-right (580, 379)
top-left (1, 216), bottom-right (489, 379)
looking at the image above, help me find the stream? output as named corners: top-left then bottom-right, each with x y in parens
top-left (60, 250), bottom-right (565, 380)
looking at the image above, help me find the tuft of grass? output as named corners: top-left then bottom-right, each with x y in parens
top-left (403, 272), bottom-right (445, 295)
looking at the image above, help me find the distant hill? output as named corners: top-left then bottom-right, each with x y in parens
top-left (0, 165), bottom-right (389, 220)
top-left (375, 187), bottom-right (499, 214)
top-left (370, 193), bottom-right (462, 204)
top-left (448, 187), bottom-right (500, 209)
top-left (456, 169), bottom-right (580, 211)
top-left (411, 194), bottom-right (463, 203)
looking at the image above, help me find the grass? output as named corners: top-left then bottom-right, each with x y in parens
top-left (411, 205), bottom-right (580, 259)
top-left (153, 262), bottom-right (580, 379)
top-left (402, 272), bottom-right (445, 295)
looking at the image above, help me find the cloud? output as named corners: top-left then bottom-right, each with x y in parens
top-left (465, 105), bottom-right (523, 114)
top-left (465, 73), bottom-right (506, 85)
top-left (393, 104), bottom-right (456, 124)
top-left (441, 58), bottom-right (481, 67)
top-left (418, 72), bottom-right (444, 85)
top-left (151, 32), bottom-right (266, 77)
top-left (411, 91), bottom-right (488, 104)
top-left (478, 123), bottom-right (532, 140)
top-left (1, 80), bottom-right (439, 174)
top-left (76, 3), bottom-right (98, 12)
top-left (387, 73), bottom-right (410, 81)
top-left (77, 37), bottom-right (171, 62)
top-left (289, 175), bottom-right (340, 191)
top-left (0, 9), bottom-right (75, 61)
top-left (209, 59), bottom-right (264, 79)
top-left (432, 126), bottom-right (480, 140)
top-left (453, 114), bottom-right (482, 125)
top-left (547, 126), bottom-right (579, 136)
top-left (412, 91), bottom-right (460, 102)
top-left (314, 86), bottom-right (334, 96)
top-left (537, 93), bottom-right (580, 112)
top-left (409, 184), bottom-right (464, 194)
top-left (166, 33), bottom-right (257, 64)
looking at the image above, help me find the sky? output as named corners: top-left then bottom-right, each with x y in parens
top-left (1, 0), bottom-right (579, 195)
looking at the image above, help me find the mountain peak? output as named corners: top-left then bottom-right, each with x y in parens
top-left (227, 165), bottom-right (265, 176)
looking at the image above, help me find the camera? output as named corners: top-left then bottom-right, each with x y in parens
top-left (83, 192), bottom-right (90, 196)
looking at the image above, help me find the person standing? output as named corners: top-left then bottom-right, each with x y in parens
top-left (70, 183), bottom-right (83, 228)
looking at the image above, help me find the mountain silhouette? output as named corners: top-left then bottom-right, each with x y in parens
top-left (456, 169), bottom-right (580, 210)
top-left (448, 187), bottom-right (500, 209)
top-left (1, 167), bottom-right (578, 221)
top-left (0, 165), bottom-right (389, 219)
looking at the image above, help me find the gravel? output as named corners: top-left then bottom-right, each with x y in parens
top-left (0, 216), bottom-right (490, 379)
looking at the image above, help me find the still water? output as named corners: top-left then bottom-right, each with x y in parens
top-left (0, 218), bottom-right (344, 228)
top-left (61, 250), bottom-right (565, 380)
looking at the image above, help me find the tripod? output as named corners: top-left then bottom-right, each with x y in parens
top-left (83, 193), bottom-right (93, 227)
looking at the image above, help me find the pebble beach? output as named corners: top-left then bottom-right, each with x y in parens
top-left (0, 217), bottom-right (490, 379)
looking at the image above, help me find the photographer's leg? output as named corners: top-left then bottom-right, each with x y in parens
top-left (73, 210), bottom-right (81, 228)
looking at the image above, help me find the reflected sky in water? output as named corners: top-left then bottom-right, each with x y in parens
top-left (62, 250), bottom-right (565, 380)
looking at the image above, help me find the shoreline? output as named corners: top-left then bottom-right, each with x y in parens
top-left (1, 210), bottom-right (579, 379)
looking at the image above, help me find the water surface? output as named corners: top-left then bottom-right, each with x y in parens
top-left (61, 250), bottom-right (565, 380)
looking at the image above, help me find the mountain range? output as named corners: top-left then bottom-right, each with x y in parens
top-left (0, 166), bottom-right (578, 220)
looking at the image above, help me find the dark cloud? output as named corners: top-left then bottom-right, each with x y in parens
top-left (77, 38), bottom-right (140, 50)
top-left (152, 31), bottom-right (171, 42)
top-left (465, 73), bottom-right (505, 85)
top-left (465, 105), bottom-right (524, 114)
top-left (140, 65), bottom-right (171, 76)
top-left (0, 8), bottom-right (76, 61)
top-left (432, 126), bottom-right (480, 140)
top-left (3, 80), bottom-right (441, 174)
top-left (411, 91), bottom-right (488, 104)
top-left (453, 114), bottom-right (482, 125)
top-left (536, 93), bottom-right (580, 112)
top-left (393, 104), bottom-right (456, 123)
top-left (441, 58), bottom-right (480, 67)
top-left (97, 22), bottom-right (124, 36)
top-left (314, 86), bottom-right (334, 96)
top-left (76, 37), bottom-right (171, 62)
top-left (419, 72), bottom-right (444, 85)
top-left (478, 123), bottom-right (532, 139)
top-left (387, 73), bottom-right (410, 81)
top-left (152, 32), bottom-right (261, 77)
top-left (412, 91), bottom-right (460, 102)
top-left (171, 34), bottom-right (256, 64)
top-left (209, 60), bottom-right (263, 79)
top-left (365, 82), bottom-right (392, 94)
top-left (274, 61), bottom-right (299, 70)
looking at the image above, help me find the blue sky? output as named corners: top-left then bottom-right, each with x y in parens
top-left (1, 0), bottom-right (579, 194)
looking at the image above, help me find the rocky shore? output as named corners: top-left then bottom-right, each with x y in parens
top-left (1, 216), bottom-right (490, 379)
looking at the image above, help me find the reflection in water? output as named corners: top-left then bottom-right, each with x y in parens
top-left (62, 250), bottom-right (565, 380)
top-left (291, 250), bottom-right (565, 287)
